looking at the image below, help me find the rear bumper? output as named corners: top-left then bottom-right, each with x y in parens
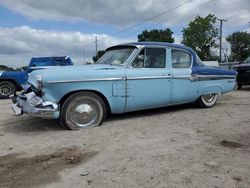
top-left (10, 92), bottom-right (59, 119)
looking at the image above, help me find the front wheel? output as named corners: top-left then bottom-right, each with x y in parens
top-left (0, 81), bottom-right (16, 99)
top-left (59, 92), bottom-right (107, 130)
top-left (196, 94), bottom-right (218, 108)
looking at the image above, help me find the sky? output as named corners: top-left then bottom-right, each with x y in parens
top-left (0, 0), bottom-right (249, 67)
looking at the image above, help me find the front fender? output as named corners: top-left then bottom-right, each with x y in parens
top-left (41, 81), bottom-right (126, 114)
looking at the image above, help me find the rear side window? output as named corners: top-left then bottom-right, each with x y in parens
top-left (132, 48), bottom-right (166, 68)
top-left (171, 50), bottom-right (191, 68)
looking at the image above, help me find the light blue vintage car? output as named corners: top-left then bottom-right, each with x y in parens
top-left (11, 42), bottom-right (237, 130)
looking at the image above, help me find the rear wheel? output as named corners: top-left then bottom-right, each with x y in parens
top-left (59, 92), bottom-right (107, 130)
top-left (197, 93), bottom-right (218, 108)
top-left (0, 81), bottom-right (16, 99)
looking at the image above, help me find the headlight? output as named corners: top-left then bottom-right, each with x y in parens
top-left (36, 74), bottom-right (43, 91)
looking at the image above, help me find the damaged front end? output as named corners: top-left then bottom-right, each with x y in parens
top-left (10, 87), bottom-right (59, 119)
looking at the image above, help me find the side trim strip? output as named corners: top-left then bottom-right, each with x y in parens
top-left (46, 77), bottom-right (124, 84)
top-left (173, 74), bottom-right (236, 81)
top-left (47, 75), bottom-right (172, 83)
top-left (197, 75), bottom-right (236, 78)
top-left (46, 74), bottom-right (235, 84)
top-left (127, 75), bottom-right (171, 80)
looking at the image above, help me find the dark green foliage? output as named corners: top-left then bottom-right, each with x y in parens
top-left (138, 28), bottom-right (174, 43)
top-left (0, 65), bottom-right (14, 71)
top-left (92, 50), bottom-right (105, 62)
top-left (226, 32), bottom-right (250, 61)
top-left (182, 14), bottom-right (218, 60)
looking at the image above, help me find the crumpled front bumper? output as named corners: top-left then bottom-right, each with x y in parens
top-left (10, 91), bottom-right (59, 119)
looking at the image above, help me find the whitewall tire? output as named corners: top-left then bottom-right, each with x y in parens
top-left (197, 94), bottom-right (218, 108)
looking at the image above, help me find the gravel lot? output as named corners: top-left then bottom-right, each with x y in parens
top-left (0, 88), bottom-right (250, 188)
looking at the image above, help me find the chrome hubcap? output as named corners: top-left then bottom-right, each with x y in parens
top-left (0, 85), bottom-right (11, 96)
top-left (203, 94), bottom-right (215, 103)
top-left (69, 103), bottom-right (98, 127)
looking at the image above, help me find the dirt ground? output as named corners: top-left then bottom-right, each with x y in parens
top-left (0, 88), bottom-right (249, 188)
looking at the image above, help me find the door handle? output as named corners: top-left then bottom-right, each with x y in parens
top-left (164, 74), bottom-right (172, 79)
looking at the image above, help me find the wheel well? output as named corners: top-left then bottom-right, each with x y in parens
top-left (0, 79), bottom-right (22, 91)
top-left (59, 90), bottom-right (111, 114)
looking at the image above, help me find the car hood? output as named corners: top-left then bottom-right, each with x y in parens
top-left (28, 64), bottom-right (125, 85)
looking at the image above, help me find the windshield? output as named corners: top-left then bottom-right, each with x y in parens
top-left (244, 57), bottom-right (250, 64)
top-left (96, 47), bottom-right (135, 65)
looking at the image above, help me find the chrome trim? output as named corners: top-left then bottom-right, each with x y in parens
top-left (197, 75), bottom-right (236, 78)
top-left (173, 75), bottom-right (236, 81)
top-left (170, 47), bottom-right (194, 69)
top-left (47, 74), bottom-right (235, 84)
top-left (127, 75), bottom-right (171, 80)
top-left (46, 77), bottom-right (124, 84)
top-left (11, 92), bottom-right (59, 119)
top-left (196, 75), bottom-right (236, 81)
top-left (173, 75), bottom-right (193, 81)
top-left (127, 46), bottom-right (168, 69)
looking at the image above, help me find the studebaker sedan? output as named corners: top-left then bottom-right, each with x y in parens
top-left (11, 42), bottom-right (237, 130)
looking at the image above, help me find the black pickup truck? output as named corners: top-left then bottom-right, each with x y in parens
top-left (234, 56), bottom-right (250, 89)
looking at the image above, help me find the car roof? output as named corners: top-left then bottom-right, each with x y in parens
top-left (108, 41), bottom-right (195, 54)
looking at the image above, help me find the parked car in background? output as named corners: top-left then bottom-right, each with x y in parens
top-left (0, 56), bottom-right (73, 98)
top-left (234, 56), bottom-right (250, 89)
top-left (10, 42), bottom-right (237, 130)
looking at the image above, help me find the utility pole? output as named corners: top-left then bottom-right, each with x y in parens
top-left (83, 48), bottom-right (85, 64)
top-left (217, 18), bottom-right (227, 63)
top-left (95, 36), bottom-right (98, 56)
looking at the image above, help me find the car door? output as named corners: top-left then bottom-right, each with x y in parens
top-left (171, 48), bottom-right (199, 103)
top-left (125, 47), bottom-right (172, 112)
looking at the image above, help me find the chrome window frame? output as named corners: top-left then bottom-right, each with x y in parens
top-left (170, 48), bottom-right (193, 69)
top-left (126, 45), bottom-right (168, 69)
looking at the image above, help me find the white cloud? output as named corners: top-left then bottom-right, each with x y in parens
top-left (0, 0), bottom-right (249, 67)
top-left (0, 26), bottom-right (132, 67)
top-left (1, 0), bottom-right (249, 27)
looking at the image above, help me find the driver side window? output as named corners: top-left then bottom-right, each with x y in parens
top-left (132, 48), bottom-right (166, 68)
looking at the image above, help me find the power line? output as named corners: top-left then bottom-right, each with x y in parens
top-left (69, 0), bottom-right (193, 57)
top-left (110, 0), bottom-right (192, 37)
top-left (95, 36), bottom-right (98, 55)
top-left (71, 0), bottom-right (249, 60)
top-left (223, 7), bottom-right (250, 20)
top-left (114, 0), bottom-right (216, 40)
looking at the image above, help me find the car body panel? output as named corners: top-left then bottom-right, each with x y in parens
top-left (1, 71), bottom-right (28, 85)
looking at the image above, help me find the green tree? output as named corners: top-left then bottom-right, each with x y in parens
top-left (226, 32), bottom-right (250, 61)
top-left (182, 14), bottom-right (218, 60)
top-left (92, 50), bottom-right (105, 62)
top-left (0, 65), bottom-right (14, 71)
top-left (138, 28), bottom-right (174, 43)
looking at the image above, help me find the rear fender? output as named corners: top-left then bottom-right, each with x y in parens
top-left (200, 85), bottom-right (222, 95)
